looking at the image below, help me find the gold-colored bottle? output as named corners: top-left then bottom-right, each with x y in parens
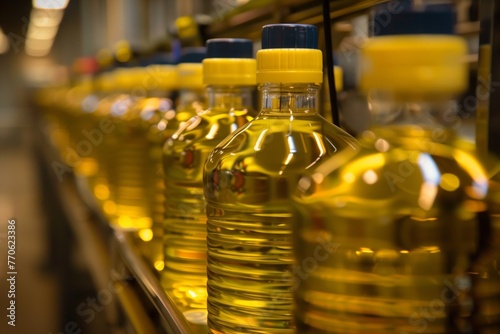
top-left (97, 67), bottom-right (144, 227)
top-left (203, 26), bottom-right (357, 333)
top-left (118, 63), bottom-right (180, 271)
top-left (292, 11), bottom-right (500, 333)
top-left (146, 59), bottom-right (208, 275)
top-left (88, 70), bottom-right (122, 212)
top-left (101, 66), bottom-right (179, 234)
top-left (66, 59), bottom-right (102, 180)
top-left (162, 39), bottom-right (255, 323)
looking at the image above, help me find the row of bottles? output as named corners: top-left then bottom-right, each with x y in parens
top-left (34, 3), bottom-right (500, 333)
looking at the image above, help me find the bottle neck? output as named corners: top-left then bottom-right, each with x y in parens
top-left (260, 83), bottom-right (319, 115)
top-left (207, 86), bottom-right (254, 114)
top-left (367, 90), bottom-right (459, 129)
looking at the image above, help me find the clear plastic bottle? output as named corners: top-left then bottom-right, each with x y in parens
top-left (292, 9), bottom-right (500, 334)
top-left (102, 64), bottom-right (185, 235)
top-left (153, 56), bottom-right (207, 274)
top-left (55, 83), bottom-right (100, 172)
top-left (203, 25), bottom-right (358, 333)
top-left (162, 38), bottom-right (256, 321)
top-left (88, 70), bottom-right (122, 214)
top-left (108, 64), bottom-right (179, 270)
top-left (97, 67), bottom-right (144, 228)
top-left (66, 57), bottom-right (102, 181)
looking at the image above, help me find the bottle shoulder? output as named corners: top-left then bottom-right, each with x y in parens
top-left (204, 115), bottom-right (358, 175)
top-left (164, 108), bottom-right (251, 152)
top-left (203, 116), bottom-right (359, 207)
top-left (295, 125), bottom-right (490, 213)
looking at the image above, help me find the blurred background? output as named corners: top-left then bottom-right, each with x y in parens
top-left (0, 0), bottom-right (484, 333)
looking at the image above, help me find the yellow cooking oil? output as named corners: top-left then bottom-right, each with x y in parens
top-left (292, 29), bottom-right (500, 334)
top-left (115, 63), bottom-right (181, 271)
top-left (66, 77), bottom-right (101, 179)
top-left (147, 58), bottom-right (208, 274)
top-left (100, 66), bottom-right (173, 233)
top-left (52, 58), bottom-right (99, 173)
top-left (161, 39), bottom-right (255, 318)
top-left (85, 70), bottom-right (123, 212)
top-left (131, 59), bottom-right (207, 274)
top-left (202, 26), bottom-right (358, 334)
top-left (95, 67), bottom-right (145, 227)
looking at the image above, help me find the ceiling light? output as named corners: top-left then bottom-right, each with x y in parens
top-left (32, 0), bottom-right (69, 10)
top-left (30, 8), bottom-right (64, 27)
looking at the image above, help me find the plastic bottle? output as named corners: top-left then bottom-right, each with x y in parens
top-left (149, 52), bottom-right (207, 267)
top-left (66, 57), bottom-right (103, 180)
top-left (88, 70), bottom-right (122, 213)
top-left (45, 58), bottom-right (102, 176)
top-left (108, 64), bottom-right (179, 270)
top-left (162, 38), bottom-right (256, 322)
top-left (203, 25), bottom-right (358, 333)
top-left (171, 49), bottom-right (207, 124)
top-left (157, 51), bottom-right (208, 238)
top-left (97, 66), bottom-right (145, 228)
top-left (292, 8), bottom-right (500, 333)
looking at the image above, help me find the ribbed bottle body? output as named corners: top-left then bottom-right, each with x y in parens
top-left (203, 83), bottom-right (358, 333)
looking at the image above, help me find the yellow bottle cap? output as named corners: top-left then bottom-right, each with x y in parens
top-left (96, 48), bottom-right (114, 69)
top-left (257, 49), bottom-right (322, 84)
top-left (257, 24), bottom-right (322, 84)
top-left (78, 78), bottom-right (93, 94)
top-left (202, 38), bottom-right (256, 86)
top-left (113, 67), bottom-right (145, 91)
top-left (114, 40), bottom-right (132, 63)
top-left (145, 65), bottom-right (178, 91)
top-left (96, 72), bottom-right (115, 93)
top-left (175, 16), bottom-right (199, 40)
top-left (203, 59), bottom-right (256, 86)
top-left (360, 35), bottom-right (468, 95)
top-left (177, 63), bottom-right (204, 90)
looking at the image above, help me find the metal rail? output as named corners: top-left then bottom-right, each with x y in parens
top-left (113, 230), bottom-right (195, 334)
top-left (208, 0), bottom-right (389, 39)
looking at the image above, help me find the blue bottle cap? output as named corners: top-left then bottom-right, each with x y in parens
top-left (206, 38), bottom-right (253, 58)
top-left (176, 47), bottom-right (206, 64)
top-left (139, 52), bottom-right (176, 66)
top-left (261, 24), bottom-right (318, 49)
top-left (373, 5), bottom-right (456, 36)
